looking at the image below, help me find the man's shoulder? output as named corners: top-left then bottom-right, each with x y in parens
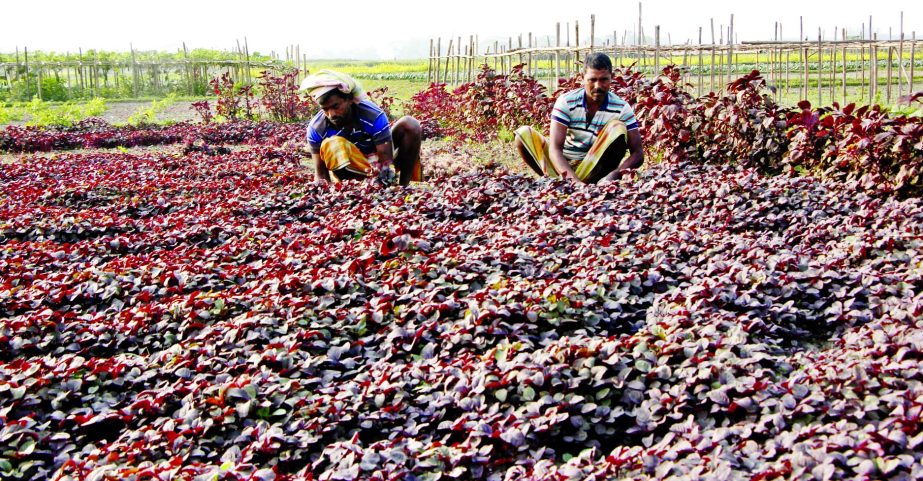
top-left (606, 92), bottom-right (631, 109)
top-left (355, 99), bottom-right (386, 119)
top-left (307, 111), bottom-right (327, 133)
top-left (560, 88), bottom-right (585, 103)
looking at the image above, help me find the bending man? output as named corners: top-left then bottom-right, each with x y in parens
top-left (514, 53), bottom-right (643, 184)
top-left (301, 70), bottom-right (422, 185)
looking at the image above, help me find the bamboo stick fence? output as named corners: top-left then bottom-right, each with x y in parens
top-left (426, 14), bottom-right (922, 107)
top-left (0, 39), bottom-right (303, 101)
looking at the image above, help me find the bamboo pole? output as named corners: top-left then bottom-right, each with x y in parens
top-left (493, 40), bottom-right (498, 71)
top-left (886, 44), bottom-right (893, 103)
top-left (831, 30), bottom-right (837, 101)
top-left (817, 29), bottom-right (823, 105)
top-left (871, 35), bottom-right (878, 101)
top-left (710, 19), bottom-right (716, 92)
top-left (898, 12), bottom-right (904, 97)
top-left (841, 29), bottom-right (847, 104)
top-left (803, 45), bottom-right (809, 101)
top-left (528, 33), bottom-right (533, 76)
top-left (130, 44), bottom-right (138, 97)
top-left (24, 47), bottom-right (30, 99)
top-left (37, 59), bottom-right (43, 101)
top-left (437, 38), bottom-right (442, 84)
top-left (912, 32), bottom-right (917, 95)
top-left (590, 14), bottom-right (596, 53)
top-left (727, 15), bottom-right (734, 85)
top-left (698, 27), bottom-right (703, 96)
top-left (575, 21), bottom-right (580, 73)
top-left (897, 10), bottom-right (910, 98)
top-left (183, 42), bottom-right (191, 95)
top-left (785, 44), bottom-right (791, 98)
top-left (860, 24), bottom-right (866, 101)
top-left (427, 39), bottom-right (433, 83)
top-left (555, 23), bottom-right (561, 87)
top-left (468, 36), bottom-right (474, 82)
top-left (638, 4), bottom-right (644, 71)
top-left (244, 37), bottom-right (251, 86)
top-left (508, 37), bottom-right (513, 74)
top-left (654, 26), bottom-right (660, 73)
top-left (455, 36), bottom-right (461, 84)
top-left (444, 39), bottom-right (453, 83)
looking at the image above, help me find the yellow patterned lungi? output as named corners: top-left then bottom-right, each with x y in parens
top-left (319, 136), bottom-right (422, 183)
top-left (514, 120), bottom-right (629, 182)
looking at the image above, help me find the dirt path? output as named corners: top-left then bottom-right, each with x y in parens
top-left (1, 100), bottom-right (201, 127)
top-left (99, 101), bottom-right (200, 124)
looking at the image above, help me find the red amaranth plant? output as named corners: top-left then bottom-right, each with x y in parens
top-left (191, 101), bottom-right (213, 124)
top-left (785, 101), bottom-right (923, 197)
top-left (210, 72), bottom-right (255, 120)
top-left (406, 64), bottom-right (552, 141)
top-left (367, 86), bottom-right (396, 122)
top-left (258, 69), bottom-right (317, 123)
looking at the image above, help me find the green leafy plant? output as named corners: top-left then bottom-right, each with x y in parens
top-left (128, 93), bottom-right (177, 126)
top-left (25, 97), bottom-right (107, 127)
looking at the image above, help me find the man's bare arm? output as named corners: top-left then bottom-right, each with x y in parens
top-left (601, 129), bottom-right (644, 183)
top-left (312, 151), bottom-right (331, 183)
top-left (375, 141), bottom-right (395, 169)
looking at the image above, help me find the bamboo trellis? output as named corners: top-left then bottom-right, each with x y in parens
top-left (428, 33), bottom-right (922, 106)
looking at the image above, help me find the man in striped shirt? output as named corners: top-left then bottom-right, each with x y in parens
top-left (514, 53), bottom-right (644, 184)
top-left (302, 70), bottom-right (423, 186)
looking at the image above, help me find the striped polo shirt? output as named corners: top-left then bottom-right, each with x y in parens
top-left (307, 99), bottom-right (391, 155)
top-left (551, 89), bottom-right (639, 161)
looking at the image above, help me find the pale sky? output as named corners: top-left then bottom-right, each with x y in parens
top-left (2, 0), bottom-right (921, 59)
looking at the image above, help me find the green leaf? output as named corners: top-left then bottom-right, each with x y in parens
top-left (495, 389), bottom-right (508, 402)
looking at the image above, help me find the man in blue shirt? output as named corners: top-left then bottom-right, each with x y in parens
top-left (302, 70), bottom-right (422, 186)
top-left (514, 53), bottom-right (644, 184)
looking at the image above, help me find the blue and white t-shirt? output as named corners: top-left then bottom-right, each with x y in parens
top-left (551, 89), bottom-right (639, 161)
top-left (307, 99), bottom-right (391, 155)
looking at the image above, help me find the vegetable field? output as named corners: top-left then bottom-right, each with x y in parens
top-left (1, 65), bottom-right (922, 480)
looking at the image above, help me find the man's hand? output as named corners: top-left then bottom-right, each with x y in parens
top-left (599, 169), bottom-right (626, 185)
top-left (376, 165), bottom-right (396, 186)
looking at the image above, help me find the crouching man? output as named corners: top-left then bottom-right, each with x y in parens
top-left (514, 53), bottom-right (643, 184)
top-left (301, 70), bottom-right (422, 185)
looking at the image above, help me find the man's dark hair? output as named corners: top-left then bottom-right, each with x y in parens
top-left (584, 53), bottom-right (613, 72)
top-left (317, 89), bottom-right (353, 104)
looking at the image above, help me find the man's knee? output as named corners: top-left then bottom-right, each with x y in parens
top-left (394, 116), bottom-right (422, 141)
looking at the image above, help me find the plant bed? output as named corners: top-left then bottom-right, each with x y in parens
top-left (1, 143), bottom-right (921, 480)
